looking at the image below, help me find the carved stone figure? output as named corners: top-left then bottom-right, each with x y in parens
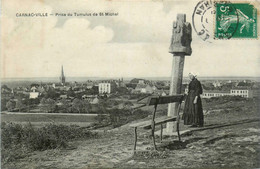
top-left (169, 14), bottom-right (192, 56)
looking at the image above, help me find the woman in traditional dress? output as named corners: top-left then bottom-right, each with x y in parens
top-left (183, 73), bottom-right (204, 127)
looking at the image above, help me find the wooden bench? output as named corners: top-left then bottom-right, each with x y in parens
top-left (130, 94), bottom-right (184, 151)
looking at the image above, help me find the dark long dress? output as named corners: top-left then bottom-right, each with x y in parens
top-left (183, 78), bottom-right (204, 126)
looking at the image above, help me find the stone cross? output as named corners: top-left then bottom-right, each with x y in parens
top-left (166, 14), bottom-right (192, 134)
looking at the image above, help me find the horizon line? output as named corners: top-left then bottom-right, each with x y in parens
top-left (1, 75), bottom-right (260, 79)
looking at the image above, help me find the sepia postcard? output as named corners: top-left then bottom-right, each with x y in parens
top-left (1, 0), bottom-right (260, 168)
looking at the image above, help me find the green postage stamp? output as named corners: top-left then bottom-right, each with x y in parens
top-left (215, 2), bottom-right (257, 39)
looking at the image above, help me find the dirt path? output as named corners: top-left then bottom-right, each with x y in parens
top-left (4, 117), bottom-right (260, 169)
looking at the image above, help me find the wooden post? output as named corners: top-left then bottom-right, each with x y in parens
top-left (151, 103), bottom-right (158, 150)
top-left (134, 127), bottom-right (137, 151)
top-left (176, 102), bottom-right (182, 141)
top-left (166, 14), bottom-right (192, 134)
top-left (160, 124), bottom-right (163, 143)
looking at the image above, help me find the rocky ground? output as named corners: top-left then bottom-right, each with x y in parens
top-left (3, 97), bottom-right (260, 169)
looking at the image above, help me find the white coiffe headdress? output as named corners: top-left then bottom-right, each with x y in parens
top-left (189, 72), bottom-right (197, 78)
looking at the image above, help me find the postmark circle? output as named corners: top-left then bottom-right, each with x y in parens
top-left (192, 0), bottom-right (215, 42)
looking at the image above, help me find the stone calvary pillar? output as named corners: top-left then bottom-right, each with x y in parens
top-left (166, 14), bottom-right (192, 134)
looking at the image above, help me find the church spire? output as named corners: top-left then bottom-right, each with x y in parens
top-left (60, 65), bottom-right (66, 85)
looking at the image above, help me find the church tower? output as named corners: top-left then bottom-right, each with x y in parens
top-left (60, 65), bottom-right (66, 85)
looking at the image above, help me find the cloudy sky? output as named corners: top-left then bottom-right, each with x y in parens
top-left (1, 0), bottom-right (260, 78)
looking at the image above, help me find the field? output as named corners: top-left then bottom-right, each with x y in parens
top-left (1, 96), bottom-right (260, 169)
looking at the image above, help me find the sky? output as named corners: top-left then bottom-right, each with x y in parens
top-left (1, 0), bottom-right (260, 78)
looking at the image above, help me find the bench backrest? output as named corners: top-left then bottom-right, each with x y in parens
top-left (147, 94), bottom-right (184, 106)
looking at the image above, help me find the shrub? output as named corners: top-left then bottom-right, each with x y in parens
top-left (1, 122), bottom-right (97, 163)
top-left (6, 100), bottom-right (16, 111)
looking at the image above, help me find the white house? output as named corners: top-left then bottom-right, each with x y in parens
top-left (135, 84), bottom-right (153, 94)
top-left (201, 90), bottom-right (230, 98)
top-left (230, 88), bottom-right (255, 98)
top-left (98, 82), bottom-right (116, 94)
top-left (213, 81), bottom-right (222, 88)
top-left (201, 88), bottom-right (257, 98)
top-left (29, 92), bottom-right (39, 99)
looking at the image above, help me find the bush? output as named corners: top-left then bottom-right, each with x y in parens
top-left (1, 122), bottom-right (97, 163)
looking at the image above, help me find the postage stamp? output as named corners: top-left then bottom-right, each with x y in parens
top-left (215, 2), bottom-right (258, 39)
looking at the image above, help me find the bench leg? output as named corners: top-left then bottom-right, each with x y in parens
top-left (176, 103), bottom-right (181, 141)
top-left (176, 120), bottom-right (181, 141)
top-left (134, 127), bottom-right (137, 151)
top-left (160, 124), bottom-right (163, 143)
top-left (151, 104), bottom-right (157, 150)
top-left (151, 128), bottom-right (157, 150)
